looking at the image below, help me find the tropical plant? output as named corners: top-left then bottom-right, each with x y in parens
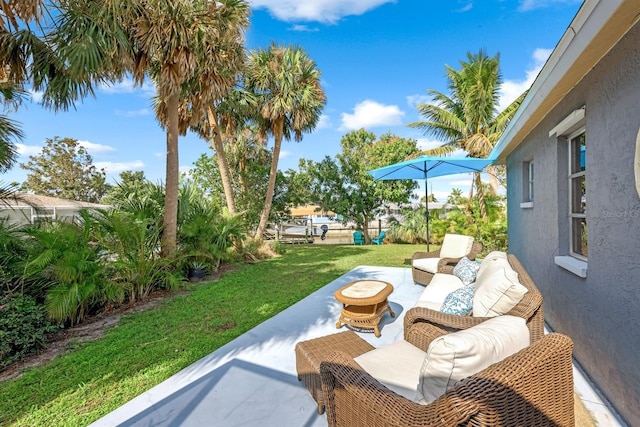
top-left (0, 216), bottom-right (30, 298)
top-left (21, 212), bottom-right (109, 325)
top-left (20, 137), bottom-right (110, 202)
top-left (244, 43), bottom-right (327, 240)
top-left (408, 50), bottom-right (526, 216)
top-left (90, 209), bottom-right (179, 303)
top-left (0, 294), bottom-right (60, 369)
top-left (177, 183), bottom-right (245, 272)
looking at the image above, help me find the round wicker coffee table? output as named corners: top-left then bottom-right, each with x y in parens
top-left (334, 280), bottom-right (395, 337)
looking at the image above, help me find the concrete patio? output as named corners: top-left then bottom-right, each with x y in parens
top-left (90, 266), bottom-right (623, 427)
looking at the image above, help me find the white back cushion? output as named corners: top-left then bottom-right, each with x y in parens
top-left (473, 265), bottom-right (528, 317)
top-left (418, 315), bottom-right (530, 404)
top-left (476, 251), bottom-right (509, 277)
top-left (354, 340), bottom-right (425, 402)
top-left (439, 234), bottom-right (474, 259)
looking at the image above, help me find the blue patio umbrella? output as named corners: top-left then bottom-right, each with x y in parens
top-left (368, 155), bottom-right (495, 251)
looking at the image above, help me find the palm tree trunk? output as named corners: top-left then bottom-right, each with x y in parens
top-left (161, 91), bottom-right (180, 257)
top-left (474, 172), bottom-right (487, 218)
top-left (487, 165), bottom-right (500, 195)
top-left (207, 106), bottom-right (237, 214)
top-left (254, 117), bottom-right (284, 240)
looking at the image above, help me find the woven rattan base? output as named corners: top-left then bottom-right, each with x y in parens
top-left (294, 331), bottom-right (374, 414)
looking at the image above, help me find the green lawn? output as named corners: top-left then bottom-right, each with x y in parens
top-left (0, 244), bottom-right (420, 427)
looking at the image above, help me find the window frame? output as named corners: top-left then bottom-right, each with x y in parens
top-left (567, 128), bottom-right (587, 261)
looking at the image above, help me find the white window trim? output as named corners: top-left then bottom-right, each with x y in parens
top-left (555, 256), bottom-right (587, 278)
top-left (552, 107), bottom-right (587, 277)
top-left (567, 127), bottom-right (587, 261)
top-left (549, 107), bottom-right (585, 137)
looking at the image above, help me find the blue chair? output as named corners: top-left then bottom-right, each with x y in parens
top-left (371, 230), bottom-right (386, 245)
top-left (352, 231), bottom-right (365, 245)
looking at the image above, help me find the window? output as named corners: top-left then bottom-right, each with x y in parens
top-left (521, 160), bottom-right (534, 208)
top-left (550, 106), bottom-right (587, 277)
top-left (568, 130), bottom-right (587, 259)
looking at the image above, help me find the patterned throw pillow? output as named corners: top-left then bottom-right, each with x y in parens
top-left (440, 285), bottom-right (474, 315)
top-left (453, 256), bottom-right (481, 286)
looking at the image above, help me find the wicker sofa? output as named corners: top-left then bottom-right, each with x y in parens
top-left (412, 234), bottom-right (483, 286)
top-left (406, 252), bottom-right (545, 343)
top-left (319, 322), bottom-right (575, 427)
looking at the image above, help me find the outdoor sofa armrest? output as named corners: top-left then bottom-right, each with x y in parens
top-left (320, 334), bottom-right (575, 427)
top-left (411, 250), bottom-right (441, 261)
top-left (404, 321), bottom-right (448, 351)
top-left (319, 351), bottom-right (472, 427)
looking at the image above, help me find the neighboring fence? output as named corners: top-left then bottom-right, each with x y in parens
top-left (265, 219), bottom-right (388, 244)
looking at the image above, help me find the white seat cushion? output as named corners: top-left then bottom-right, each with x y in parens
top-left (354, 340), bottom-right (425, 402)
top-left (439, 234), bottom-right (474, 259)
top-left (412, 257), bottom-right (441, 274)
top-left (418, 315), bottom-right (530, 404)
top-left (473, 265), bottom-right (528, 317)
top-left (416, 273), bottom-right (465, 309)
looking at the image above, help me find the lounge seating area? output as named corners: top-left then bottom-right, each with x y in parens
top-left (295, 249), bottom-right (572, 426)
top-left (92, 251), bottom-right (612, 427)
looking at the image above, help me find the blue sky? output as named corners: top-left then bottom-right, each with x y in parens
top-left (6, 0), bottom-right (583, 201)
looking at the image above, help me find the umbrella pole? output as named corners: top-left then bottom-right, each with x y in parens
top-left (424, 175), bottom-right (430, 252)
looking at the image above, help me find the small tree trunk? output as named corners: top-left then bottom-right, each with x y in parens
top-left (254, 117), bottom-right (284, 241)
top-left (207, 106), bottom-right (237, 214)
top-left (474, 172), bottom-right (487, 218)
top-left (487, 165), bottom-right (500, 195)
top-left (161, 91), bottom-right (180, 258)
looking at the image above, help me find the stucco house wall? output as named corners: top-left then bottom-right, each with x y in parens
top-left (506, 19), bottom-right (640, 426)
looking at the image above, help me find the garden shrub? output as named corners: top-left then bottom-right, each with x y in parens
top-left (0, 295), bottom-right (60, 368)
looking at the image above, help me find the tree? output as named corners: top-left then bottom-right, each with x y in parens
top-left (302, 130), bottom-right (420, 242)
top-left (188, 127), bottom-right (294, 229)
top-left (20, 137), bottom-right (109, 202)
top-left (408, 50), bottom-right (526, 216)
top-left (244, 43), bottom-right (326, 241)
top-left (55, 0), bottom-right (250, 257)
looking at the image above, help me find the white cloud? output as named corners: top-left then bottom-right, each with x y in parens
top-left (290, 24), bottom-right (319, 32)
top-left (457, 2), bottom-right (473, 12)
top-left (406, 94), bottom-right (432, 109)
top-left (415, 138), bottom-right (443, 152)
top-left (99, 77), bottom-right (156, 96)
top-left (15, 143), bottom-right (42, 157)
top-left (115, 109), bottom-right (152, 118)
top-left (316, 114), bottom-right (332, 130)
top-left (29, 90), bottom-right (43, 103)
top-left (340, 100), bottom-right (404, 130)
top-left (249, 0), bottom-right (396, 24)
top-left (95, 160), bottom-right (145, 173)
top-left (279, 149), bottom-right (292, 159)
top-left (498, 48), bottom-right (552, 111)
top-left (77, 140), bottom-right (116, 154)
top-left (518, 0), bottom-right (581, 12)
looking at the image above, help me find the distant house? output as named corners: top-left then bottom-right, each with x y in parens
top-left (0, 193), bottom-right (111, 226)
top-left (489, 1), bottom-right (640, 425)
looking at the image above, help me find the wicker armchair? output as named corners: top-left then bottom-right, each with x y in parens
top-left (405, 253), bottom-right (545, 343)
top-left (412, 239), bottom-right (483, 286)
top-left (320, 327), bottom-right (575, 427)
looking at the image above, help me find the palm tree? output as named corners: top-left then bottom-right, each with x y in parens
top-left (408, 50), bottom-right (526, 217)
top-left (0, 1), bottom-right (47, 171)
top-left (244, 43), bottom-right (326, 240)
top-left (54, 0), bottom-right (250, 257)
